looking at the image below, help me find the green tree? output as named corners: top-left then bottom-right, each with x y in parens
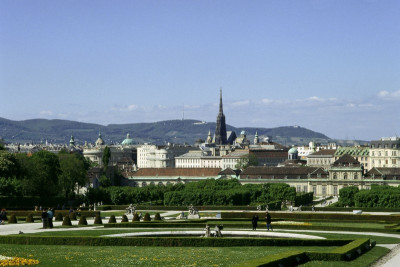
top-left (0, 150), bottom-right (20, 178)
top-left (339, 186), bottom-right (359, 207)
top-left (235, 153), bottom-right (258, 170)
top-left (23, 150), bottom-right (61, 197)
top-left (102, 146), bottom-right (111, 170)
top-left (99, 175), bottom-right (112, 187)
top-left (58, 152), bottom-right (89, 199)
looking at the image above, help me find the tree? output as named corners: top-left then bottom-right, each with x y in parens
top-left (99, 175), bottom-right (112, 187)
top-left (102, 146), bottom-right (111, 170)
top-left (23, 150), bottom-right (61, 197)
top-left (235, 153), bottom-right (259, 170)
top-left (58, 152), bottom-right (89, 199)
top-left (339, 186), bottom-right (359, 207)
top-left (0, 150), bottom-right (19, 178)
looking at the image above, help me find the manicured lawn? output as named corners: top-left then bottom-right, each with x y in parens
top-left (301, 246), bottom-right (389, 267)
top-left (0, 245), bottom-right (338, 267)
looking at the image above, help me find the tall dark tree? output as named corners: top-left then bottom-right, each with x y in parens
top-left (24, 150), bottom-right (61, 197)
top-left (102, 146), bottom-right (111, 171)
top-left (58, 151), bottom-right (89, 199)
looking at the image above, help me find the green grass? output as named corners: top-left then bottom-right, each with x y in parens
top-left (301, 246), bottom-right (390, 267)
top-left (0, 245), bottom-right (338, 267)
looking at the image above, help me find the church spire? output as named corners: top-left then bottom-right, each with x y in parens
top-left (214, 88), bottom-right (228, 145)
top-left (219, 87), bottom-right (223, 114)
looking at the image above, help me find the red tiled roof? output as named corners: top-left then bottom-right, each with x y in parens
top-left (131, 168), bottom-right (221, 177)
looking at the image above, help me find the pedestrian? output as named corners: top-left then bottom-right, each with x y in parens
top-left (0, 209), bottom-right (7, 224)
top-left (47, 208), bottom-right (54, 229)
top-left (312, 205), bottom-right (315, 212)
top-left (252, 214), bottom-right (259, 230)
top-left (41, 208), bottom-right (48, 229)
top-left (266, 212), bottom-right (273, 231)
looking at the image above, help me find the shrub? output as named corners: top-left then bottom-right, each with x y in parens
top-left (78, 215), bottom-right (88, 226)
top-left (94, 214), bottom-right (103, 225)
top-left (108, 215), bottom-right (116, 223)
top-left (154, 213), bottom-right (162, 221)
top-left (121, 215), bottom-right (128, 223)
top-left (62, 215), bottom-right (72, 226)
top-left (132, 213), bottom-right (140, 222)
top-left (143, 213), bottom-right (151, 222)
top-left (69, 212), bottom-right (77, 221)
top-left (8, 214), bottom-right (17, 224)
top-left (25, 213), bottom-right (34, 223)
top-left (55, 213), bottom-right (63, 221)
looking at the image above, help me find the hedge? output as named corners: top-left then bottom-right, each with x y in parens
top-left (6, 210), bottom-right (99, 218)
top-left (98, 205), bottom-right (260, 211)
top-left (235, 239), bottom-right (371, 266)
top-left (0, 236), bottom-right (350, 247)
top-left (220, 211), bottom-right (400, 223)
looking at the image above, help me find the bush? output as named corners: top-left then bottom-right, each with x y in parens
top-left (132, 213), bottom-right (140, 222)
top-left (78, 215), bottom-right (88, 226)
top-left (55, 213), bottom-right (63, 221)
top-left (62, 215), bottom-right (72, 226)
top-left (154, 213), bottom-right (162, 221)
top-left (108, 215), bottom-right (116, 223)
top-left (143, 213), bottom-right (151, 222)
top-left (69, 212), bottom-right (77, 220)
top-left (121, 215), bottom-right (128, 223)
top-left (8, 214), bottom-right (17, 224)
top-left (94, 214), bottom-right (103, 225)
top-left (25, 213), bottom-right (34, 223)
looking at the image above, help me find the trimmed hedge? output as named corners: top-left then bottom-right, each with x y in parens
top-left (132, 214), bottom-right (140, 222)
top-left (94, 214), bottom-right (103, 225)
top-left (108, 215), bottom-right (116, 224)
top-left (55, 213), bottom-right (63, 221)
top-left (62, 215), bottom-right (72, 226)
top-left (6, 210), bottom-right (99, 218)
top-left (143, 213), bottom-right (151, 222)
top-left (121, 215), bottom-right (128, 223)
top-left (221, 211), bottom-right (400, 223)
top-left (8, 214), bottom-right (17, 224)
top-left (69, 212), bottom-right (77, 221)
top-left (154, 213), bottom-right (162, 221)
top-left (78, 216), bottom-right (88, 226)
top-left (235, 239), bottom-right (371, 266)
top-left (98, 205), bottom-right (261, 211)
top-left (0, 236), bottom-right (350, 247)
top-left (25, 214), bottom-right (34, 223)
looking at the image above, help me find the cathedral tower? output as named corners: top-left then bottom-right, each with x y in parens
top-left (214, 89), bottom-right (228, 145)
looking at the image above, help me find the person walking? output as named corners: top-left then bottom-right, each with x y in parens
top-left (266, 212), bottom-right (273, 231)
top-left (252, 214), bottom-right (259, 230)
top-left (41, 208), bottom-right (48, 229)
top-left (47, 208), bottom-right (54, 229)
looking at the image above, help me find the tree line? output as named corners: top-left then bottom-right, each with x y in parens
top-left (338, 185), bottom-right (400, 208)
top-left (0, 148), bottom-right (89, 199)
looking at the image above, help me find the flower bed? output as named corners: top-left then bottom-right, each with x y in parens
top-left (0, 255), bottom-right (39, 266)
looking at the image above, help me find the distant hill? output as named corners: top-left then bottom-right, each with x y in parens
top-left (0, 117), bottom-right (335, 146)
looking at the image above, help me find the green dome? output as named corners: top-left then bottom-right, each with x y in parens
top-left (121, 133), bottom-right (134, 145)
top-left (288, 147), bottom-right (298, 154)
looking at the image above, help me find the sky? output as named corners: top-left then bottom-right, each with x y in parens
top-left (1, 0), bottom-right (399, 141)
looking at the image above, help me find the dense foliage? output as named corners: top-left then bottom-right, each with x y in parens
top-left (0, 149), bottom-right (89, 200)
top-left (338, 185), bottom-right (400, 208)
top-left (338, 186), bottom-right (359, 207)
top-left (85, 179), bottom-right (306, 207)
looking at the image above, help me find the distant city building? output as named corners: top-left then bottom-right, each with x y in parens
top-left (307, 149), bottom-right (337, 169)
top-left (137, 143), bottom-right (194, 168)
top-left (297, 141), bottom-right (338, 160)
top-left (369, 137), bottom-right (400, 169)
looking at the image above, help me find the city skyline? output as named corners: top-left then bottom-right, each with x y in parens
top-left (1, 1), bottom-right (399, 140)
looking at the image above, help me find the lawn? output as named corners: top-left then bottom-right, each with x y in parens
top-left (0, 245), bottom-right (339, 267)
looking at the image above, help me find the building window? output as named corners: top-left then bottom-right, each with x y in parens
top-left (322, 186), bottom-right (326, 196)
top-left (343, 173), bottom-right (348, 179)
top-left (333, 174), bottom-right (337, 179)
top-left (354, 173), bottom-right (358, 179)
top-left (303, 185), bottom-right (308, 192)
top-left (333, 186), bottom-right (338, 196)
top-left (392, 159), bottom-right (397, 164)
top-left (296, 185), bottom-right (301, 192)
top-left (313, 186), bottom-right (317, 195)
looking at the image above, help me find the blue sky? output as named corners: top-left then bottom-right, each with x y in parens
top-left (1, 0), bottom-right (399, 140)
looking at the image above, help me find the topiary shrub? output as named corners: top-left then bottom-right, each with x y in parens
top-left (121, 215), bottom-right (128, 223)
top-left (69, 212), bottom-right (77, 220)
top-left (143, 213), bottom-right (151, 222)
top-left (55, 213), bottom-right (63, 221)
top-left (62, 215), bottom-right (72, 226)
top-left (94, 214), bottom-right (103, 225)
top-left (108, 215), bottom-right (116, 223)
top-left (132, 213), bottom-right (140, 222)
top-left (25, 214), bottom-right (34, 223)
top-left (78, 215), bottom-right (88, 226)
top-left (8, 214), bottom-right (17, 224)
top-left (154, 213), bottom-right (162, 221)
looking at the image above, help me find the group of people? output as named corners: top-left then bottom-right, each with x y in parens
top-left (41, 208), bottom-right (55, 229)
top-left (252, 212), bottom-right (273, 231)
